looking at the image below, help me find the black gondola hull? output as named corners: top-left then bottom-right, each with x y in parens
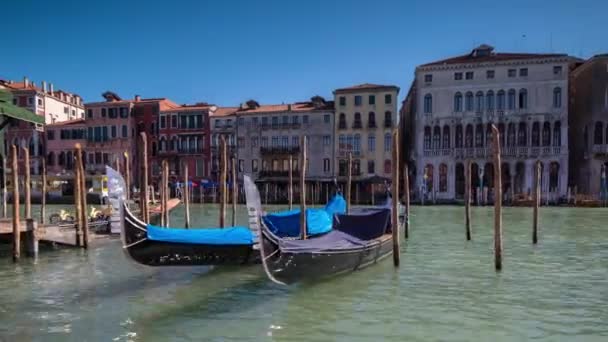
top-left (261, 232), bottom-right (393, 284)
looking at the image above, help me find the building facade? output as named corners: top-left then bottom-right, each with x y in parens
top-left (1, 77), bottom-right (84, 175)
top-left (234, 98), bottom-right (335, 201)
top-left (410, 45), bottom-right (577, 203)
top-left (209, 107), bottom-right (238, 182)
top-left (157, 104), bottom-right (211, 183)
top-left (569, 54), bottom-right (608, 197)
top-left (333, 84), bottom-right (399, 183)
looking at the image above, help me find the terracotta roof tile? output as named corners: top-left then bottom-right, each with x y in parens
top-left (419, 45), bottom-right (568, 67)
top-left (211, 107), bottom-right (238, 117)
top-left (46, 118), bottom-right (86, 127)
top-left (234, 101), bottom-right (334, 115)
top-left (334, 83), bottom-right (399, 93)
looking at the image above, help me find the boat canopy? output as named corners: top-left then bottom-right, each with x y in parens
top-left (262, 194), bottom-right (346, 238)
top-left (146, 224), bottom-right (254, 245)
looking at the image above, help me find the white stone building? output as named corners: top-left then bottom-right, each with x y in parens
top-left (409, 45), bottom-right (579, 203)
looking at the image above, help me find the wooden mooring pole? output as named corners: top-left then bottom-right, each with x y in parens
top-left (391, 131), bottom-right (400, 267)
top-left (184, 161), bottom-right (191, 228)
top-left (465, 160), bottom-right (472, 241)
top-left (403, 163), bottom-right (410, 239)
top-left (22, 147), bottom-right (31, 220)
top-left (2, 155), bottom-right (7, 218)
top-left (346, 152), bottom-right (352, 213)
top-left (300, 136), bottom-right (307, 240)
top-left (40, 158), bottom-right (47, 224)
top-left (76, 144), bottom-right (89, 248)
top-left (533, 160), bottom-right (541, 244)
top-left (288, 155), bottom-right (293, 210)
top-left (74, 148), bottom-right (83, 247)
top-left (11, 145), bottom-right (20, 261)
top-left (492, 125), bottom-right (503, 271)
top-left (139, 134), bottom-right (150, 223)
top-left (219, 136), bottom-right (227, 228)
top-left (160, 160), bottom-right (167, 227)
top-left (163, 160), bottom-right (170, 227)
top-left (231, 157), bottom-right (237, 226)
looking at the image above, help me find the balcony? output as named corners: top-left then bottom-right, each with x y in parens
top-left (258, 170), bottom-right (290, 178)
top-left (260, 146), bottom-right (300, 156)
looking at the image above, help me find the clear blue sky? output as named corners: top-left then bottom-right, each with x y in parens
top-left (2, 0), bottom-right (606, 106)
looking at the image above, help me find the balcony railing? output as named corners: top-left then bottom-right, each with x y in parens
top-left (258, 170), bottom-right (290, 178)
top-left (260, 146), bottom-right (300, 155)
top-left (353, 121), bottom-right (363, 129)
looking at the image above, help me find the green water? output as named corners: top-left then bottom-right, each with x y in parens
top-left (1, 204), bottom-right (607, 341)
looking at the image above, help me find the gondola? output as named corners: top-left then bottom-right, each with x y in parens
top-left (243, 175), bottom-right (397, 285)
top-left (115, 169), bottom-right (346, 267)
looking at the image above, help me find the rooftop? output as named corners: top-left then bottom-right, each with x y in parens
top-left (419, 44), bottom-right (569, 68)
top-left (46, 118), bottom-right (86, 127)
top-left (235, 98), bottom-right (334, 115)
top-left (334, 83), bottom-right (400, 93)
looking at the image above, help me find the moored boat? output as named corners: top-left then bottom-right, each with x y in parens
top-left (244, 175), bottom-right (396, 285)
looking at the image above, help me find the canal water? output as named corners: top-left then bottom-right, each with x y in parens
top-left (1, 204), bottom-right (607, 341)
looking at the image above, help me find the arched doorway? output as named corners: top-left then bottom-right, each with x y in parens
top-left (549, 162), bottom-right (560, 192)
top-left (455, 163), bottom-right (465, 198)
top-left (515, 162), bottom-right (526, 194)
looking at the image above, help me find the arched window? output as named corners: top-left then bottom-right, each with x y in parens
top-left (353, 134), bottom-right (361, 153)
top-left (353, 112), bottom-right (362, 128)
top-left (475, 124), bottom-right (483, 147)
top-left (594, 122), bottom-right (604, 145)
top-left (424, 164), bottom-right (434, 192)
top-left (465, 124), bottom-right (473, 148)
top-left (58, 151), bottom-right (65, 166)
top-left (432, 126), bottom-right (441, 150)
top-left (455, 125), bottom-right (463, 148)
top-left (424, 94), bottom-right (433, 114)
top-left (542, 122), bottom-right (551, 146)
top-left (384, 159), bottom-right (392, 174)
top-left (498, 123), bottom-right (505, 147)
top-left (439, 163), bottom-right (448, 192)
top-left (423, 127), bottom-right (431, 150)
top-left (531, 122), bottom-right (540, 146)
top-left (497, 90), bottom-right (505, 110)
top-left (442, 125), bottom-right (450, 149)
top-left (553, 121), bottom-right (561, 146)
top-left (475, 91), bottom-right (484, 112)
top-left (517, 122), bottom-right (527, 146)
top-left (353, 159), bottom-right (361, 176)
top-left (465, 92), bottom-right (474, 111)
top-left (507, 123), bottom-right (516, 147)
top-left (384, 111), bottom-right (392, 128)
top-left (47, 152), bottom-right (55, 166)
top-left (454, 92), bottom-right (463, 112)
top-left (159, 137), bottom-right (166, 152)
top-left (508, 89), bottom-right (516, 110)
top-left (338, 113), bottom-right (346, 129)
top-left (518, 89), bottom-right (527, 109)
top-left (485, 123), bottom-right (493, 147)
top-left (553, 87), bottom-right (562, 108)
top-left (486, 90), bottom-right (495, 111)
top-left (368, 112), bottom-right (376, 128)
top-left (384, 133), bottom-right (391, 152)
top-left (549, 162), bottom-right (560, 190)
top-left (66, 151), bottom-right (73, 170)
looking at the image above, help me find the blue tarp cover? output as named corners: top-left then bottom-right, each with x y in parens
top-left (263, 194), bottom-right (346, 238)
top-left (147, 225), bottom-right (254, 245)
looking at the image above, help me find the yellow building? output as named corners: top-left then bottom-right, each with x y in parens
top-left (333, 83), bottom-right (400, 182)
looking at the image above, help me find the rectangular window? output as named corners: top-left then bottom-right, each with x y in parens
top-left (282, 116), bottom-right (288, 126)
top-left (261, 137), bottom-right (268, 147)
top-left (508, 69), bottom-right (516, 77)
top-left (368, 135), bottom-right (375, 152)
top-left (180, 116), bottom-right (187, 128)
top-left (323, 114), bottom-right (330, 123)
top-left (385, 94), bottom-right (392, 104)
top-left (302, 115), bottom-right (308, 124)
top-left (368, 95), bottom-right (375, 105)
top-left (339, 96), bottom-right (346, 106)
top-left (454, 72), bottom-right (463, 80)
top-left (122, 125), bottom-right (128, 138)
top-left (553, 66), bottom-right (562, 75)
top-left (272, 116), bottom-right (278, 128)
top-left (102, 126), bottom-right (108, 141)
top-left (252, 160), bottom-right (258, 172)
top-left (368, 160), bottom-right (375, 174)
top-left (64, 107), bottom-right (69, 114)
top-left (160, 116), bottom-right (166, 128)
top-left (519, 68), bottom-right (528, 77)
top-left (111, 126), bottom-right (117, 138)
top-left (87, 109), bottom-right (93, 118)
top-left (103, 153), bottom-right (109, 164)
top-left (486, 70), bottom-right (495, 79)
top-left (251, 137), bottom-right (258, 147)
top-left (354, 96), bottom-right (362, 106)
top-left (261, 117), bottom-right (268, 127)
top-left (101, 108), bottom-right (106, 117)
top-left (292, 136), bottom-right (299, 146)
top-left (238, 159), bottom-right (244, 172)
top-left (171, 115), bottom-right (177, 128)
top-left (238, 117), bottom-right (245, 126)
top-left (37, 98), bottom-right (42, 106)
top-left (323, 159), bottom-right (330, 172)
top-left (237, 137), bottom-right (245, 148)
top-left (120, 107), bottom-right (128, 118)
top-left (95, 152), bottom-right (102, 164)
top-left (271, 136), bottom-right (279, 147)
top-left (196, 159), bottom-right (204, 177)
top-left (424, 74), bottom-right (433, 83)
top-left (323, 135), bottom-right (331, 146)
top-left (384, 134), bottom-right (391, 152)
top-left (465, 72), bottom-right (474, 80)
top-left (94, 127), bottom-right (101, 142)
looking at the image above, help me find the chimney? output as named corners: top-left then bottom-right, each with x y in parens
top-left (49, 83), bottom-right (54, 95)
top-left (42, 81), bottom-right (47, 93)
top-left (134, 95), bottom-right (141, 102)
top-left (287, 104), bottom-right (292, 111)
top-left (23, 76), bottom-right (29, 88)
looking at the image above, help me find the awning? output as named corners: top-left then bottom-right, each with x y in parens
top-left (0, 89), bottom-right (44, 125)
